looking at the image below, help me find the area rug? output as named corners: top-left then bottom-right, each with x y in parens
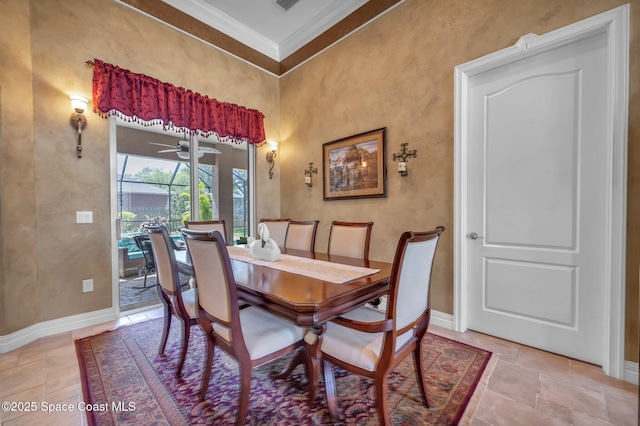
top-left (76, 317), bottom-right (491, 425)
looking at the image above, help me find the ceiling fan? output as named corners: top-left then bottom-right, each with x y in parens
top-left (149, 140), bottom-right (221, 159)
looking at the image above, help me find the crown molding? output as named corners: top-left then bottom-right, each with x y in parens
top-left (278, 0), bottom-right (367, 60)
top-left (162, 0), bottom-right (280, 60)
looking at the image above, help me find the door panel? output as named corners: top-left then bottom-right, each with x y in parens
top-left (467, 32), bottom-right (607, 364)
top-left (486, 72), bottom-right (579, 249)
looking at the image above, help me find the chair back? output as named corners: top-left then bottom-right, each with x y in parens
top-left (181, 229), bottom-right (236, 326)
top-left (145, 225), bottom-right (181, 295)
top-left (258, 218), bottom-right (290, 248)
top-left (184, 220), bottom-right (227, 243)
top-left (133, 235), bottom-right (155, 270)
top-left (327, 221), bottom-right (374, 260)
top-left (285, 220), bottom-right (319, 252)
top-left (388, 226), bottom-right (444, 332)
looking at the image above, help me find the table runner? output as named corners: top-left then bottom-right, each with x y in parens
top-left (227, 246), bottom-right (380, 284)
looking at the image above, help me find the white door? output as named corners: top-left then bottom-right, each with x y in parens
top-left (464, 30), bottom-right (610, 363)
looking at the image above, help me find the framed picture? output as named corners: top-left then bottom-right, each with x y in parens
top-left (323, 128), bottom-right (387, 201)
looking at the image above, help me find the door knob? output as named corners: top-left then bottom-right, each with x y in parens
top-left (469, 232), bottom-right (484, 240)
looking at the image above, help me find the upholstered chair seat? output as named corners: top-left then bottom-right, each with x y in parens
top-left (322, 306), bottom-right (413, 371)
top-left (212, 306), bottom-right (305, 361)
top-left (171, 288), bottom-right (198, 319)
top-left (320, 226), bottom-right (445, 425)
top-left (181, 228), bottom-right (306, 426)
top-left (146, 224), bottom-right (198, 378)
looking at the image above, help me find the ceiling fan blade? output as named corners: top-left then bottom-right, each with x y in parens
top-left (148, 142), bottom-right (179, 148)
top-left (199, 147), bottom-right (221, 154)
top-left (158, 148), bottom-right (180, 153)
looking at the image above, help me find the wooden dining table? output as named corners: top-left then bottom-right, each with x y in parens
top-left (174, 246), bottom-right (393, 402)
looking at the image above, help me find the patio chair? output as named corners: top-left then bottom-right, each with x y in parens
top-left (132, 235), bottom-right (156, 291)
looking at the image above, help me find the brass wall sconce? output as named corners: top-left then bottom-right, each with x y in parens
top-left (304, 162), bottom-right (318, 186)
top-left (69, 95), bottom-right (88, 158)
top-left (392, 142), bottom-right (417, 177)
top-left (266, 142), bottom-right (278, 179)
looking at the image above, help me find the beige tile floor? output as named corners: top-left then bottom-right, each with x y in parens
top-left (0, 308), bottom-right (637, 425)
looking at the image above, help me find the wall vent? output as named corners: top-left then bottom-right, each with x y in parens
top-left (275, 0), bottom-right (300, 11)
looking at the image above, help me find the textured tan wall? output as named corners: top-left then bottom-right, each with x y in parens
top-left (1, 0), bottom-right (638, 365)
top-left (0, 0), bottom-right (280, 334)
top-left (279, 0), bottom-right (640, 361)
top-left (0, 0), bottom-right (38, 336)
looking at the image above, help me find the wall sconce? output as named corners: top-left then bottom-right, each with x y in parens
top-left (392, 142), bottom-right (417, 177)
top-left (304, 162), bottom-right (318, 186)
top-left (69, 95), bottom-right (88, 158)
top-left (266, 141), bottom-right (278, 179)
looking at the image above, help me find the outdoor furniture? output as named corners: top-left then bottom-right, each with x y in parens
top-left (132, 235), bottom-right (156, 291)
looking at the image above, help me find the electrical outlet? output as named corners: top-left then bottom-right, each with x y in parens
top-left (76, 211), bottom-right (93, 224)
top-left (83, 279), bottom-right (94, 292)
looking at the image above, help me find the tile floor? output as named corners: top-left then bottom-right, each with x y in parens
top-left (0, 308), bottom-right (637, 425)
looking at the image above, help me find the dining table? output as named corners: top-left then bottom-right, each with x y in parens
top-left (174, 245), bottom-right (393, 402)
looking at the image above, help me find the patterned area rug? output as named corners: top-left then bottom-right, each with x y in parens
top-left (76, 317), bottom-right (491, 425)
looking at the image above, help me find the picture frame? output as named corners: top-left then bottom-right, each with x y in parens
top-left (323, 128), bottom-right (387, 201)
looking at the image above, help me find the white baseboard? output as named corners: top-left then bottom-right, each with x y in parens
top-left (431, 310), bottom-right (455, 329)
top-left (624, 361), bottom-right (639, 385)
top-left (0, 308), bottom-right (117, 354)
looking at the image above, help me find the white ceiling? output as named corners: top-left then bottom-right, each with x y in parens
top-left (161, 0), bottom-right (368, 61)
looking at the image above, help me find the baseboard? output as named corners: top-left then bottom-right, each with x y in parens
top-left (624, 361), bottom-right (639, 385)
top-left (431, 310), bottom-right (454, 329)
top-left (0, 308), bottom-right (117, 354)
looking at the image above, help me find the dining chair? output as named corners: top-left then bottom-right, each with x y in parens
top-left (284, 220), bottom-right (319, 252)
top-left (319, 226), bottom-right (445, 425)
top-left (180, 228), bottom-right (307, 426)
top-left (258, 218), bottom-right (290, 248)
top-left (327, 221), bottom-right (374, 260)
top-left (132, 235), bottom-right (156, 291)
top-left (184, 220), bottom-right (227, 243)
top-left (146, 225), bottom-right (198, 378)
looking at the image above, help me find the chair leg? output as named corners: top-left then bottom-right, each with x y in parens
top-left (322, 360), bottom-right (343, 425)
top-left (413, 344), bottom-right (430, 407)
top-left (199, 333), bottom-right (215, 401)
top-left (374, 376), bottom-right (391, 426)
top-left (158, 306), bottom-right (171, 355)
top-left (132, 271), bottom-right (154, 291)
top-left (176, 319), bottom-right (190, 377)
top-left (236, 365), bottom-right (252, 426)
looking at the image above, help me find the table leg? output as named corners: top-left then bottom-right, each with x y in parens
top-left (304, 324), bottom-right (326, 403)
top-left (269, 324), bottom-right (326, 404)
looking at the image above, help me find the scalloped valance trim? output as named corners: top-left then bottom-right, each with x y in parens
top-left (91, 59), bottom-right (266, 145)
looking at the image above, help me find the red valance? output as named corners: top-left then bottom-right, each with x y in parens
top-left (91, 59), bottom-right (266, 145)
